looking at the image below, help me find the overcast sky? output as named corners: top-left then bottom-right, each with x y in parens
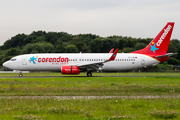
top-left (0, 0), bottom-right (180, 45)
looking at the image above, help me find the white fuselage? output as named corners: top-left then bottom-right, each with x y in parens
top-left (3, 53), bottom-right (160, 71)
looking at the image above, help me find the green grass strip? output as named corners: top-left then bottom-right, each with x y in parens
top-left (0, 76), bottom-right (180, 96)
top-left (0, 98), bottom-right (180, 120)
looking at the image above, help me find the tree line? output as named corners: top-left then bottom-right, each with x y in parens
top-left (0, 31), bottom-right (180, 70)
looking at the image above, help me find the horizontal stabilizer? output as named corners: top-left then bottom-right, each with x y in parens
top-left (155, 53), bottom-right (177, 58)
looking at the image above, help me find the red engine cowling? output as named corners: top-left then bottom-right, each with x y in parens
top-left (61, 66), bottom-right (80, 74)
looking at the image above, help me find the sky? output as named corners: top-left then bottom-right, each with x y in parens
top-left (0, 0), bottom-right (180, 45)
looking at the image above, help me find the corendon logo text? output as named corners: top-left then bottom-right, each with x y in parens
top-left (38, 56), bottom-right (69, 63)
top-left (157, 25), bottom-right (172, 46)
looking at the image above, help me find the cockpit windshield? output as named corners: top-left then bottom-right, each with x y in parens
top-left (10, 59), bottom-right (16, 61)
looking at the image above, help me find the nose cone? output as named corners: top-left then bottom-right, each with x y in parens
top-left (3, 61), bottom-right (10, 68)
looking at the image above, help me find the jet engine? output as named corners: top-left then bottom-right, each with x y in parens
top-left (61, 66), bottom-right (80, 74)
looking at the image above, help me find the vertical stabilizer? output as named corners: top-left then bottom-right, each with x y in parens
top-left (131, 22), bottom-right (174, 56)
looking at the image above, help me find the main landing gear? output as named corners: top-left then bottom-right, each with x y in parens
top-left (87, 71), bottom-right (92, 77)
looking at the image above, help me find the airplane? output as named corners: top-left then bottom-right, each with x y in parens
top-left (3, 22), bottom-right (176, 77)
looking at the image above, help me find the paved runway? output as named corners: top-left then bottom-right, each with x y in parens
top-left (0, 76), bottom-right (144, 78)
top-left (0, 75), bottom-right (180, 78)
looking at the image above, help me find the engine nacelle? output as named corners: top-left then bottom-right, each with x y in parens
top-left (61, 66), bottom-right (80, 74)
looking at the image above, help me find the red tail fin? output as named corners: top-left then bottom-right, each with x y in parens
top-left (131, 22), bottom-right (174, 56)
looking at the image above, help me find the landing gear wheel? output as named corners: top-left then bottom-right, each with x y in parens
top-left (87, 72), bottom-right (92, 77)
top-left (19, 74), bottom-right (23, 77)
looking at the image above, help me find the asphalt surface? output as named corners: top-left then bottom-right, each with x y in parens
top-left (0, 76), bottom-right (143, 78)
top-left (0, 75), bottom-right (180, 78)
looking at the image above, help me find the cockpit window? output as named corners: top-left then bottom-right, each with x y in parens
top-left (10, 59), bottom-right (16, 61)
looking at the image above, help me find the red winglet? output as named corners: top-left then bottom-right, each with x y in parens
top-left (109, 48), bottom-right (114, 53)
top-left (107, 48), bottom-right (119, 61)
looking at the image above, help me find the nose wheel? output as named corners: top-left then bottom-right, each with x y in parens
top-left (19, 73), bottom-right (23, 77)
top-left (87, 71), bottom-right (92, 77)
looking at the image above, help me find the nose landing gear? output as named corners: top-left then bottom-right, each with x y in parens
top-left (19, 72), bottom-right (23, 77)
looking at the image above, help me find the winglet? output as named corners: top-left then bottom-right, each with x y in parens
top-left (107, 48), bottom-right (119, 61)
top-left (109, 48), bottom-right (114, 53)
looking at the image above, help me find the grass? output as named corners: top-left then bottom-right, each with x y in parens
top-left (0, 75), bottom-right (180, 96)
top-left (0, 98), bottom-right (180, 120)
top-left (0, 72), bottom-right (180, 119)
top-left (150, 110), bottom-right (179, 119)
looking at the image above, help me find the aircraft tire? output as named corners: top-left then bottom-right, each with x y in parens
top-left (19, 74), bottom-right (23, 77)
top-left (87, 72), bottom-right (92, 77)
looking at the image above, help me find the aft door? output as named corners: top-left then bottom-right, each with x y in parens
top-left (22, 56), bottom-right (27, 65)
top-left (141, 56), bottom-right (145, 65)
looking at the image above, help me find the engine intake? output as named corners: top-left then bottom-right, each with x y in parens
top-left (61, 66), bottom-right (80, 74)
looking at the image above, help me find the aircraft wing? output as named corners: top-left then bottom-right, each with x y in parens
top-left (155, 53), bottom-right (177, 58)
top-left (78, 48), bottom-right (119, 70)
top-left (77, 61), bottom-right (104, 70)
